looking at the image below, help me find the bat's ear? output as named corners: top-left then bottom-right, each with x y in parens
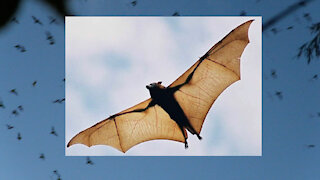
top-left (157, 81), bottom-right (162, 85)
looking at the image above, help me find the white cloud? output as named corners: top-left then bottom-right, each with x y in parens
top-left (66, 17), bottom-right (262, 156)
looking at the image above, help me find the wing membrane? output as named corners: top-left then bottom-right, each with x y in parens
top-left (170, 20), bottom-right (253, 133)
top-left (67, 99), bottom-right (185, 153)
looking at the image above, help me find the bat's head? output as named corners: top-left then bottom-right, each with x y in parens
top-left (146, 81), bottom-right (165, 90)
top-left (146, 82), bottom-right (165, 98)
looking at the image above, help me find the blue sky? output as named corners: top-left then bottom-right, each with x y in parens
top-left (0, 0), bottom-right (320, 179)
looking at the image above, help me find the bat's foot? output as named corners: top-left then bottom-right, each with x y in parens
top-left (184, 142), bottom-right (188, 149)
top-left (197, 134), bottom-right (202, 140)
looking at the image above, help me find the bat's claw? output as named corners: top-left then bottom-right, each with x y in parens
top-left (184, 142), bottom-right (188, 149)
top-left (197, 134), bottom-right (202, 140)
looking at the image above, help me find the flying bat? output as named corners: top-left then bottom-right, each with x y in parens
top-left (240, 10), bottom-right (247, 16)
top-left (14, 45), bottom-right (26, 52)
top-left (46, 31), bottom-right (55, 45)
top-left (271, 69), bottom-right (277, 79)
top-left (12, 109), bottom-right (19, 116)
top-left (0, 100), bottom-right (5, 108)
top-left (53, 170), bottom-right (61, 180)
top-left (303, 13), bottom-right (312, 22)
top-left (6, 124), bottom-right (14, 129)
top-left (50, 126), bottom-right (58, 136)
top-left (287, 26), bottom-right (293, 30)
top-left (11, 17), bottom-right (19, 24)
top-left (17, 133), bottom-right (22, 140)
top-left (131, 0), bottom-right (137, 6)
top-left (275, 91), bottom-right (283, 100)
top-left (306, 144), bottom-right (315, 148)
top-left (48, 16), bottom-right (58, 24)
top-left (32, 80), bottom-right (37, 87)
top-left (32, 16), bottom-right (43, 25)
top-left (67, 20), bottom-right (254, 153)
top-left (172, 12), bottom-right (180, 16)
top-left (53, 98), bottom-right (65, 104)
top-left (18, 105), bottom-right (23, 111)
top-left (10, 89), bottom-right (18, 95)
top-left (86, 157), bottom-right (94, 165)
top-left (39, 153), bottom-right (45, 160)
top-left (309, 74), bottom-right (318, 81)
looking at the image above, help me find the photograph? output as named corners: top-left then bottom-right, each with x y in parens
top-left (66, 17), bottom-right (262, 156)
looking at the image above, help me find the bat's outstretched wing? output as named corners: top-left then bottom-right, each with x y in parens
top-left (67, 99), bottom-right (185, 153)
top-left (169, 20), bottom-right (253, 134)
top-left (67, 20), bottom-right (253, 153)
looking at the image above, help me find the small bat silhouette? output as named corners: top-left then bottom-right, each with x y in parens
top-left (46, 31), bottom-right (55, 45)
top-left (53, 99), bottom-right (60, 103)
top-left (86, 157), bottom-right (94, 165)
top-left (39, 153), bottom-right (45, 160)
top-left (271, 69), bottom-right (277, 79)
top-left (309, 112), bottom-right (320, 119)
top-left (287, 26), bottom-right (294, 30)
top-left (14, 45), bottom-right (26, 52)
top-left (32, 81), bottom-right (37, 87)
top-left (307, 144), bottom-right (315, 148)
top-left (310, 74), bottom-right (318, 81)
top-left (275, 91), bottom-right (283, 100)
top-left (303, 13), bottom-right (312, 22)
top-left (0, 100), bottom-right (5, 108)
top-left (18, 105), bottom-right (23, 111)
top-left (10, 89), bottom-right (18, 95)
top-left (53, 98), bottom-right (65, 104)
top-left (53, 170), bottom-right (61, 178)
top-left (6, 124), bottom-right (14, 129)
top-left (32, 16), bottom-right (43, 25)
top-left (172, 12), bottom-right (180, 16)
top-left (11, 17), bottom-right (19, 24)
top-left (312, 74), bottom-right (318, 79)
top-left (12, 109), bottom-right (19, 116)
top-left (131, 0), bottom-right (137, 6)
top-left (53, 170), bottom-right (59, 175)
top-left (51, 127), bottom-right (58, 136)
top-left (48, 16), bottom-right (58, 24)
top-left (240, 10), bottom-right (247, 16)
top-left (17, 133), bottom-right (22, 140)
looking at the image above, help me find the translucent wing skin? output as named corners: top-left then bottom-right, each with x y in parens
top-left (67, 99), bottom-right (185, 153)
top-left (67, 20), bottom-right (253, 153)
top-left (169, 20), bottom-right (253, 134)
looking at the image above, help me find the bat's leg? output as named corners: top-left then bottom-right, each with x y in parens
top-left (177, 125), bottom-right (188, 149)
top-left (196, 134), bottom-right (202, 140)
top-left (186, 126), bottom-right (202, 140)
top-left (185, 140), bottom-right (188, 149)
